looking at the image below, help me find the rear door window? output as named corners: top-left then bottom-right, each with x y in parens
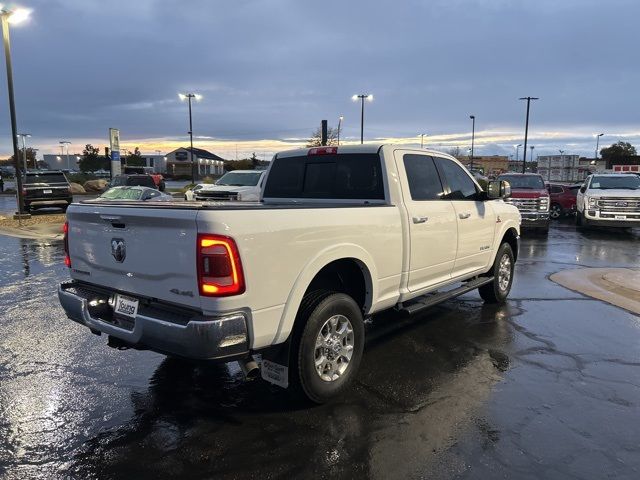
top-left (264, 153), bottom-right (384, 200)
top-left (402, 154), bottom-right (444, 200)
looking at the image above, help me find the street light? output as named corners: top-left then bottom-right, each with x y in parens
top-left (352, 94), bottom-right (372, 144)
top-left (519, 96), bottom-right (539, 173)
top-left (420, 133), bottom-right (427, 149)
top-left (179, 92), bottom-right (202, 183)
top-left (469, 115), bottom-right (475, 169)
top-left (595, 133), bottom-right (604, 162)
top-left (59, 141), bottom-right (71, 170)
top-left (529, 145), bottom-right (535, 171)
top-left (1, 6), bottom-right (32, 217)
top-left (17, 132), bottom-right (30, 171)
top-left (515, 144), bottom-right (522, 165)
top-left (337, 115), bottom-right (344, 145)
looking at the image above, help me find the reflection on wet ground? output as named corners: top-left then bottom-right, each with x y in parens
top-left (0, 221), bottom-right (639, 479)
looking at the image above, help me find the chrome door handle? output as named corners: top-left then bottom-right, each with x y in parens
top-left (412, 216), bottom-right (428, 224)
top-left (458, 212), bottom-right (471, 219)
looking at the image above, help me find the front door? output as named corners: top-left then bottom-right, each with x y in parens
top-left (434, 157), bottom-right (496, 277)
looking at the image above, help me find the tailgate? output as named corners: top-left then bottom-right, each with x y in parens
top-left (66, 204), bottom-right (201, 309)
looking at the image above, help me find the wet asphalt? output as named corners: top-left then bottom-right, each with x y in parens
top-left (0, 219), bottom-right (639, 480)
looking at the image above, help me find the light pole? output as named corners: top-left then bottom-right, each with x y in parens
top-left (595, 133), bottom-right (604, 163)
top-left (519, 96), bottom-right (539, 173)
top-left (60, 141), bottom-right (71, 171)
top-left (469, 115), bottom-right (475, 170)
top-left (352, 94), bottom-right (372, 144)
top-left (515, 144), bottom-right (522, 166)
top-left (529, 146), bottom-right (534, 172)
top-left (179, 92), bottom-right (202, 183)
top-left (420, 133), bottom-right (427, 148)
top-left (17, 132), bottom-right (30, 171)
top-left (337, 115), bottom-right (343, 145)
top-left (1, 6), bottom-right (31, 217)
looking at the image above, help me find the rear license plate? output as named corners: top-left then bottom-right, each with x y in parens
top-left (43, 189), bottom-right (52, 194)
top-left (114, 294), bottom-right (139, 318)
top-left (615, 215), bottom-right (627, 220)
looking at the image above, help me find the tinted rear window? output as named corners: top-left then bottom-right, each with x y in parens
top-left (25, 173), bottom-right (68, 184)
top-left (264, 153), bottom-right (385, 200)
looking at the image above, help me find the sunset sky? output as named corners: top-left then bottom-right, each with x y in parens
top-left (1, 0), bottom-right (638, 160)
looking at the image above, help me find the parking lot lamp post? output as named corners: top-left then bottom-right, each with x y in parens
top-left (17, 132), bottom-right (30, 171)
top-left (1, 7), bottom-right (31, 216)
top-left (420, 133), bottom-right (427, 149)
top-left (529, 146), bottom-right (534, 172)
top-left (595, 133), bottom-right (604, 162)
top-left (60, 141), bottom-right (71, 170)
top-left (515, 144), bottom-right (522, 165)
top-left (519, 96), bottom-right (539, 173)
top-left (352, 94), bottom-right (372, 144)
top-left (337, 115), bottom-right (343, 145)
top-left (179, 93), bottom-right (201, 184)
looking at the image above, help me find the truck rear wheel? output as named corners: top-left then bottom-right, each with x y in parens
top-left (479, 243), bottom-right (515, 304)
top-left (291, 291), bottom-right (364, 403)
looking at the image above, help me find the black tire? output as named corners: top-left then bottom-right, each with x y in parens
top-left (576, 210), bottom-right (583, 226)
top-left (290, 291), bottom-right (364, 404)
top-left (549, 203), bottom-right (562, 219)
top-left (159, 181), bottom-right (166, 192)
top-left (479, 243), bottom-right (515, 304)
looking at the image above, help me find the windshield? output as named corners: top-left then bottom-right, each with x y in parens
top-left (216, 171), bottom-right (262, 186)
top-left (25, 173), bottom-right (68, 184)
top-left (100, 187), bottom-right (144, 200)
top-left (590, 175), bottom-right (640, 190)
top-left (498, 175), bottom-right (545, 189)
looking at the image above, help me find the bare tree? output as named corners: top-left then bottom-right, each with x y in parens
top-left (306, 127), bottom-right (339, 147)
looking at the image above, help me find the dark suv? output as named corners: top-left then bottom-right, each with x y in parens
top-left (23, 170), bottom-right (72, 213)
top-left (110, 174), bottom-right (157, 189)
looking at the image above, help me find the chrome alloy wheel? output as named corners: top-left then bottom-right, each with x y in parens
top-left (550, 204), bottom-right (562, 219)
top-left (498, 254), bottom-right (512, 292)
top-left (314, 314), bottom-right (355, 382)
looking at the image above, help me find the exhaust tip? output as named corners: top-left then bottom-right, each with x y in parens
top-left (239, 359), bottom-right (260, 380)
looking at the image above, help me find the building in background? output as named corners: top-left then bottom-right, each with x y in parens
top-left (43, 153), bottom-right (82, 171)
top-left (459, 155), bottom-right (509, 176)
top-left (165, 147), bottom-right (225, 178)
top-left (538, 154), bottom-right (589, 182)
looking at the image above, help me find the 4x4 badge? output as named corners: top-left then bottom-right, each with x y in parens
top-left (111, 238), bottom-right (126, 262)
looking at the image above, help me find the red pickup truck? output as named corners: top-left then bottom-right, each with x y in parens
top-left (123, 166), bottom-right (166, 191)
top-left (497, 173), bottom-right (550, 233)
top-left (546, 182), bottom-right (579, 219)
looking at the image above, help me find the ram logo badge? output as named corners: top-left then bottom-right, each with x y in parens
top-left (111, 238), bottom-right (126, 263)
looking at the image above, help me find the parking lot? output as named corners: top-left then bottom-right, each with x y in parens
top-left (0, 218), bottom-right (638, 479)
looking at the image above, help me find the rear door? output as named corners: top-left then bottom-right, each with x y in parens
top-left (394, 151), bottom-right (457, 291)
top-left (66, 205), bottom-right (201, 308)
top-left (434, 157), bottom-right (496, 277)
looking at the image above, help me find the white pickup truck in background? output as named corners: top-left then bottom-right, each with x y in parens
top-left (186, 170), bottom-right (266, 202)
top-left (59, 145), bottom-right (520, 402)
top-left (576, 173), bottom-right (640, 228)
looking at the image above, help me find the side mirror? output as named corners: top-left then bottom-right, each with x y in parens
top-left (486, 180), bottom-right (511, 199)
top-left (579, 186), bottom-right (586, 193)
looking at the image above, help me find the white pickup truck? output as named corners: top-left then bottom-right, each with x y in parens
top-left (576, 173), bottom-right (640, 228)
top-left (59, 145), bottom-right (520, 402)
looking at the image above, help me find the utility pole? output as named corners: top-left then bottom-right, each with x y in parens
top-left (595, 133), bottom-right (604, 164)
top-left (337, 115), bottom-right (343, 145)
top-left (179, 93), bottom-right (201, 184)
top-left (420, 133), bottom-right (426, 148)
top-left (519, 96), bottom-right (539, 173)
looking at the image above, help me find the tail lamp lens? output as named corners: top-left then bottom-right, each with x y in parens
top-left (63, 221), bottom-right (71, 267)
top-left (197, 234), bottom-right (245, 296)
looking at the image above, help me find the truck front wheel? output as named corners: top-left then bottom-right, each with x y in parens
top-left (292, 291), bottom-right (364, 403)
top-left (479, 243), bottom-right (515, 304)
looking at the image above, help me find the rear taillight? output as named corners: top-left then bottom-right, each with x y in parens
top-left (197, 234), bottom-right (245, 296)
top-left (308, 147), bottom-right (338, 156)
top-left (63, 221), bottom-right (71, 267)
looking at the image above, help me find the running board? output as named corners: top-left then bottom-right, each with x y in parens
top-left (398, 276), bottom-right (494, 316)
